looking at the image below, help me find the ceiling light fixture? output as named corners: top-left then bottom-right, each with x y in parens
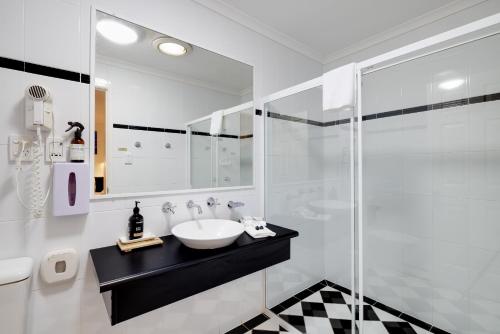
top-left (153, 37), bottom-right (192, 57)
top-left (96, 19), bottom-right (138, 45)
top-left (438, 78), bottom-right (465, 90)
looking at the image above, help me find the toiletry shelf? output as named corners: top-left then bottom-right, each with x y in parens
top-left (89, 223), bottom-right (298, 325)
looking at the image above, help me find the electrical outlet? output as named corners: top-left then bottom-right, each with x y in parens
top-left (45, 136), bottom-right (65, 162)
top-left (9, 135), bottom-right (34, 162)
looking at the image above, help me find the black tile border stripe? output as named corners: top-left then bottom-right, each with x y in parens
top-left (80, 73), bottom-right (90, 84)
top-left (113, 123), bottom-right (252, 139)
top-left (25, 62), bottom-right (80, 82)
top-left (0, 56), bottom-right (90, 84)
top-left (113, 123), bottom-right (187, 134)
top-left (270, 279), bottom-right (451, 334)
top-left (0, 56), bottom-right (24, 71)
top-left (267, 112), bottom-right (324, 126)
top-left (267, 91), bottom-right (500, 127)
top-left (225, 313), bottom-right (270, 334)
top-left (255, 109), bottom-right (263, 116)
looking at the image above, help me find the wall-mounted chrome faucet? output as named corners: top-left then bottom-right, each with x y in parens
top-left (161, 202), bottom-right (176, 214)
top-left (207, 197), bottom-right (220, 208)
top-left (227, 200), bottom-right (244, 209)
top-left (187, 200), bottom-right (203, 214)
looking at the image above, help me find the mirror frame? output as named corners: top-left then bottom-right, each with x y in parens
top-left (88, 7), bottom-right (256, 200)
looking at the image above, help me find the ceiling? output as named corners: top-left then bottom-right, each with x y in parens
top-left (208, 0), bottom-right (470, 63)
top-left (96, 12), bottom-right (253, 95)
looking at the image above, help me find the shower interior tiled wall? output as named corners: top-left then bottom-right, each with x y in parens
top-left (265, 31), bottom-right (500, 334)
top-left (265, 86), bottom-right (353, 308)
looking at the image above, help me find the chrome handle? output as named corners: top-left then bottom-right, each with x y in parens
top-left (207, 197), bottom-right (220, 208)
top-left (162, 202), bottom-right (176, 214)
top-left (227, 201), bottom-right (244, 209)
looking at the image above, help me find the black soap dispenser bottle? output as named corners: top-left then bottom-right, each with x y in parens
top-left (128, 201), bottom-right (144, 240)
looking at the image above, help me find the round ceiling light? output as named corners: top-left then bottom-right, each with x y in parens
top-left (96, 19), bottom-right (138, 45)
top-left (153, 37), bottom-right (192, 56)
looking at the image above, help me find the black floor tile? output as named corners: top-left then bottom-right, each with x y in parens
top-left (294, 288), bottom-right (315, 300)
top-left (330, 319), bottom-right (356, 334)
top-left (272, 296), bottom-right (300, 314)
top-left (244, 314), bottom-right (269, 330)
top-left (328, 282), bottom-right (352, 295)
top-left (399, 312), bottom-right (432, 331)
top-left (301, 301), bottom-right (328, 317)
top-left (320, 290), bottom-right (346, 304)
top-left (226, 324), bottom-right (248, 334)
top-left (363, 296), bottom-right (378, 306)
top-left (279, 314), bottom-right (306, 333)
top-left (374, 301), bottom-right (402, 318)
top-left (270, 304), bottom-right (286, 314)
top-left (430, 326), bottom-right (452, 334)
top-left (383, 321), bottom-right (418, 334)
top-left (349, 305), bottom-right (380, 321)
top-left (308, 281), bottom-right (327, 293)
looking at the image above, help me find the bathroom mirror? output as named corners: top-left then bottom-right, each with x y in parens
top-left (92, 11), bottom-right (254, 196)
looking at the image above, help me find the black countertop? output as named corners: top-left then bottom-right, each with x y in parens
top-left (90, 223), bottom-right (298, 292)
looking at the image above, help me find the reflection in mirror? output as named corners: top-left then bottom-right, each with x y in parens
top-left (187, 103), bottom-right (253, 189)
top-left (93, 11), bottom-right (253, 195)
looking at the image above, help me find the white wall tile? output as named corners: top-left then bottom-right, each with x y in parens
top-left (0, 0), bottom-right (24, 60)
top-left (28, 279), bottom-right (82, 334)
top-left (0, 68), bottom-right (27, 145)
top-left (24, 0), bottom-right (81, 72)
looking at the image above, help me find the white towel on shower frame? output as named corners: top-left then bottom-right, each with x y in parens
top-left (210, 109), bottom-right (225, 135)
top-left (323, 63), bottom-right (356, 111)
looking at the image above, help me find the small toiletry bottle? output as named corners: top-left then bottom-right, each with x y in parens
top-left (128, 201), bottom-right (144, 240)
top-left (65, 122), bottom-right (85, 162)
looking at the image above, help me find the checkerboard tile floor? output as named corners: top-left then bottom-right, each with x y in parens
top-left (225, 313), bottom-right (289, 334)
top-left (268, 280), bottom-right (451, 334)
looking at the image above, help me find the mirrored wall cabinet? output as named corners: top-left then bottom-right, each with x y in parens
top-left (92, 11), bottom-right (254, 197)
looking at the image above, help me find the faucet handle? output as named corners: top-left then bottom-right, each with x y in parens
top-left (207, 197), bottom-right (220, 208)
top-left (227, 200), bottom-right (245, 209)
top-left (162, 201), bottom-right (176, 214)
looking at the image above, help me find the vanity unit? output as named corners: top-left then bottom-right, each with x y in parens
top-left (90, 224), bottom-right (298, 325)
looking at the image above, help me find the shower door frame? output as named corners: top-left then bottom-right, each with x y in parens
top-left (354, 12), bottom-right (500, 334)
top-left (262, 76), bottom-right (358, 333)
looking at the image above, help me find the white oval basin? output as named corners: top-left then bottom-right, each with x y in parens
top-left (172, 219), bottom-right (244, 249)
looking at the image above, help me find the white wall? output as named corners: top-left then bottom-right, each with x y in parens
top-left (0, 0), bottom-right (322, 333)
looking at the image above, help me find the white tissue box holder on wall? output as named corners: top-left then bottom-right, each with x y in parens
top-left (53, 163), bottom-right (90, 216)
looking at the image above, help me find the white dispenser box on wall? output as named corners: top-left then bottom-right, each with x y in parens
top-left (53, 163), bottom-right (89, 216)
top-left (40, 249), bottom-right (79, 284)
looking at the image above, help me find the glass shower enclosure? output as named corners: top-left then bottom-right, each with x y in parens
top-left (264, 83), bottom-right (357, 333)
top-left (264, 16), bottom-right (500, 334)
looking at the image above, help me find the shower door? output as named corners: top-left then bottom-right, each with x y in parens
top-left (264, 83), bottom-right (357, 333)
top-left (358, 30), bottom-right (500, 334)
